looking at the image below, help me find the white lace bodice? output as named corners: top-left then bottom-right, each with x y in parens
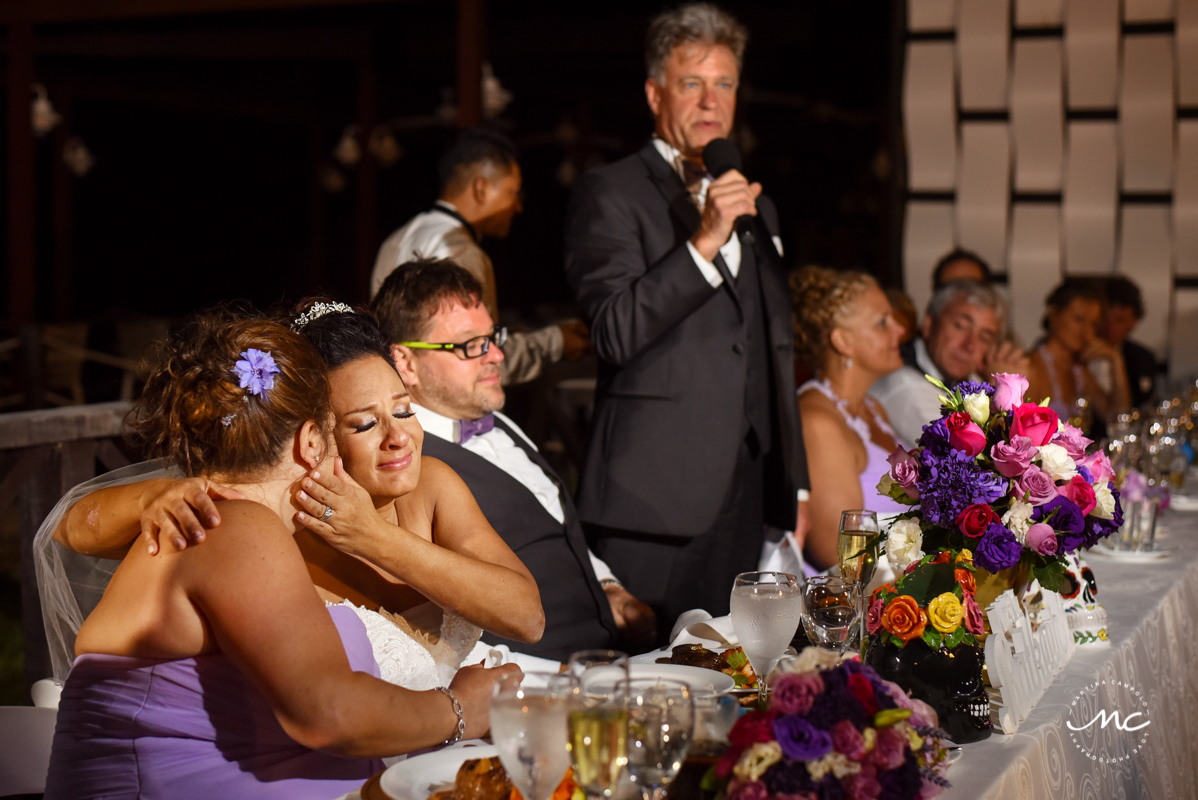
top-left (329, 599), bottom-right (482, 691)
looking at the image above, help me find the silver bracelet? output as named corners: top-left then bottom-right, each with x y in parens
top-left (434, 686), bottom-right (465, 746)
top-left (599, 577), bottom-right (622, 589)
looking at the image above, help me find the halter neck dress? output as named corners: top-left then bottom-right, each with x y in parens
top-left (799, 379), bottom-right (910, 516)
top-left (1037, 343), bottom-right (1085, 421)
top-left (44, 605), bottom-right (384, 800)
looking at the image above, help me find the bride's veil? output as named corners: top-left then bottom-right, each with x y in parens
top-left (33, 459), bottom-right (177, 681)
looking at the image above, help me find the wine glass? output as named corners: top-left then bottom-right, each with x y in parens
top-left (729, 571), bottom-right (802, 706)
top-left (800, 575), bottom-right (861, 654)
top-left (837, 509), bottom-right (879, 650)
top-left (491, 672), bottom-right (575, 800)
top-left (621, 679), bottom-right (695, 800)
top-left (566, 650), bottom-right (630, 799)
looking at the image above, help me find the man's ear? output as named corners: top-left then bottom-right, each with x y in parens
top-left (920, 313), bottom-right (934, 342)
top-left (392, 344), bottom-right (418, 386)
top-left (296, 419), bottom-right (327, 470)
top-left (644, 78), bottom-right (661, 116)
top-left (471, 175), bottom-right (492, 207)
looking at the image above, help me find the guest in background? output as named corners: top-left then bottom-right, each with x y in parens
top-left (871, 280), bottom-right (1026, 446)
top-left (374, 259), bottom-right (656, 656)
top-left (371, 128), bottom-right (589, 385)
top-left (886, 287), bottom-right (918, 345)
top-left (792, 267), bottom-right (908, 570)
top-left (1101, 275), bottom-right (1158, 408)
top-left (1026, 278), bottom-right (1131, 430)
top-left (932, 248), bottom-right (993, 290)
top-left (563, 3), bottom-right (807, 636)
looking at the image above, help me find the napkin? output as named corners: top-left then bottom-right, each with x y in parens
top-left (466, 640), bottom-right (562, 674)
top-left (667, 610), bottom-right (740, 650)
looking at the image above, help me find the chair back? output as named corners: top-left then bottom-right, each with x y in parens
top-left (0, 706), bottom-right (57, 795)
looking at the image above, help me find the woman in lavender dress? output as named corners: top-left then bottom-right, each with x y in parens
top-left (43, 311), bottom-right (518, 800)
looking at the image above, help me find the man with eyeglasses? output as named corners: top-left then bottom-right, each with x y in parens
top-left (372, 259), bottom-right (656, 660)
top-left (371, 127), bottom-right (590, 385)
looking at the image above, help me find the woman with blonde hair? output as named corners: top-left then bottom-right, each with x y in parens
top-left (792, 267), bottom-right (908, 570)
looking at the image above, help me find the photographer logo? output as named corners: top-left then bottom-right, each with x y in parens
top-left (1066, 680), bottom-right (1151, 763)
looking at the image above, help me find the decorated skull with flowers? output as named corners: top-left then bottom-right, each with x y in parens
top-left (877, 373), bottom-right (1124, 591)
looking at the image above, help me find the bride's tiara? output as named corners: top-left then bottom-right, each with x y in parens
top-left (291, 301), bottom-right (354, 332)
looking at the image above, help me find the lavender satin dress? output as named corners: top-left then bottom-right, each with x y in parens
top-left (45, 605), bottom-right (383, 800)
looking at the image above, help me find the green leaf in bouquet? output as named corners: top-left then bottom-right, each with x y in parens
top-left (898, 562), bottom-right (958, 604)
top-left (1033, 558), bottom-right (1068, 593)
top-left (700, 765), bottom-right (728, 795)
top-left (889, 632), bottom-right (904, 648)
top-left (963, 633), bottom-right (976, 646)
top-left (944, 626), bottom-right (967, 649)
top-left (924, 374), bottom-right (952, 395)
top-left (921, 628), bottom-right (944, 650)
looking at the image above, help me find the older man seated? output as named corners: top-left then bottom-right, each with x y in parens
top-left (871, 280), bottom-right (1027, 445)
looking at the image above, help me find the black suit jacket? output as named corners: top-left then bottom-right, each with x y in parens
top-left (564, 140), bottom-right (808, 537)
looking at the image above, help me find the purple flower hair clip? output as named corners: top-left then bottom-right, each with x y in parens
top-left (232, 349), bottom-right (280, 398)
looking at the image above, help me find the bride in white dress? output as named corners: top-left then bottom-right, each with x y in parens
top-left (36, 302), bottom-right (545, 693)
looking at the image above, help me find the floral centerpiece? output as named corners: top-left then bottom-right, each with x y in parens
top-left (878, 373), bottom-right (1124, 592)
top-left (707, 650), bottom-right (953, 800)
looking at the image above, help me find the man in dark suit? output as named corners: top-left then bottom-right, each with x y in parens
top-left (372, 260), bottom-right (656, 660)
top-left (564, 3), bottom-right (808, 636)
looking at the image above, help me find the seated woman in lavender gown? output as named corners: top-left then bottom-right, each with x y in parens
top-left (42, 311), bottom-right (519, 800)
top-left (791, 267), bottom-right (909, 571)
top-left (42, 302), bottom-right (545, 693)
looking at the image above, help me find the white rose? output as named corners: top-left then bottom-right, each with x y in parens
top-left (1036, 442), bottom-right (1078, 481)
top-left (1093, 481), bottom-right (1115, 520)
top-left (1002, 499), bottom-right (1034, 543)
top-left (784, 647), bottom-right (845, 675)
top-left (806, 752), bottom-right (861, 782)
top-left (963, 392), bottom-right (990, 426)
top-left (885, 518), bottom-right (924, 571)
top-left (734, 742), bottom-right (782, 782)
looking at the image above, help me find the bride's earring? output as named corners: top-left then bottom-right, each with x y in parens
top-left (845, 357), bottom-right (852, 370)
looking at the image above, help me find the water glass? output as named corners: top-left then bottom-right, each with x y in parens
top-left (800, 576), bottom-right (861, 654)
top-left (1116, 496), bottom-right (1160, 551)
top-left (621, 678), bottom-right (695, 800)
top-left (729, 571), bottom-right (802, 705)
top-left (491, 672), bottom-right (574, 800)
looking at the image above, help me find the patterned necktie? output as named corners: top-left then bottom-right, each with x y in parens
top-left (675, 155), bottom-right (709, 210)
top-left (457, 413), bottom-right (495, 445)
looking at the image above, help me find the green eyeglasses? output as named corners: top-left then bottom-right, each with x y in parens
top-left (399, 326), bottom-right (508, 359)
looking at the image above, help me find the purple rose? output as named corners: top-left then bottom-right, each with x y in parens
top-left (1052, 424), bottom-right (1093, 462)
top-left (830, 719), bottom-right (868, 760)
top-left (773, 715), bottom-right (833, 761)
top-left (991, 373), bottom-right (1028, 412)
top-left (887, 447), bottom-right (921, 498)
top-left (1024, 522), bottom-right (1059, 556)
top-left (974, 523), bottom-right (1022, 573)
top-left (1033, 495), bottom-right (1084, 534)
top-left (991, 435), bottom-right (1036, 478)
top-left (770, 672), bottom-right (824, 716)
top-left (1013, 465), bottom-right (1058, 506)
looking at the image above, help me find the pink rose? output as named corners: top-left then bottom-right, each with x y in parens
top-left (956, 503), bottom-right (998, 538)
top-left (879, 679), bottom-right (913, 711)
top-left (869, 728), bottom-right (907, 770)
top-left (1014, 465), bottom-right (1058, 506)
top-left (991, 373), bottom-right (1029, 413)
top-left (1010, 403), bottom-right (1059, 447)
top-left (770, 672), bottom-right (824, 716)
top-left (990, 435), bottom-right (1036, 478)
top-left (887, 447), bottom-right (921, 498)
top-left (1052, 424), bottom-right (1093, 462)
top-left (830, 719), bottom-right (868, 760)
top-left (1082, 450), bottom-right (1115, 484)
top-left (946, 411), bottom-right (987, 457)
top-left (727, 780), bottom-right (769, 800)
top-left (908, 697), bottom-right (940, 729)
top-left (1024, 522), bottom-right (1059, 556)
top-left (1057, 475), bottom-right (1097, 516)
top-left (844, 766), bottom-right (882, 800)
top-left (866, 596), bottom-right (885, 634)
top-left (963, 593), bottom-right (985, 635)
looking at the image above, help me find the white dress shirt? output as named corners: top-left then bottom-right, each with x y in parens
top-left (413, 403), bottom-right (617, 583)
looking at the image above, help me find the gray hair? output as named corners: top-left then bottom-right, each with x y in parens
top-left (926, 279), bottom-right (1008, 337)
top-left (645, 3), bottom-right (748, 83)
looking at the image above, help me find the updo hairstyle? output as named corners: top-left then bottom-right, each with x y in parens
top-left (288, 298), bottom-right (395, 372)
top-left (127, 307), bottom-right (332, 480)
top-left (790, 266), bottom-right (878, 369)
top-left (1042, 278), bottom-right (1106, 332)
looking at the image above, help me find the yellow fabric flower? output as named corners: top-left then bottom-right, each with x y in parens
top-left (861, 727), bottom-right (877, 753)
top-left (928, 592), bottom-right (964, 634)
top-left (955, 549), bottom-right (973, 565)
top-left (733, 742), bottom-right (782, 782)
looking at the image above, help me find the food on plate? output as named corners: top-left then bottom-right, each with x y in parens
top-left (428, 757), bottom-right (581, 800)
top-left (655, 643), bottom-right (758, 688)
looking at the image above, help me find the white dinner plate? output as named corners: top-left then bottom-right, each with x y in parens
top-left (378, 743), bottom-right (498, 800)
top-left (1088, 542), bottom-right (1172, 562)
top-left (627, 663), bottom-right (736, 695)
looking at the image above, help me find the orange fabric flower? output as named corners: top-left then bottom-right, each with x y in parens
top-left (930, 551), bottom-right (952, 565)
top-left (955, 568), bottom-right (976, 595)
top-left (880, 595), bottom-right (928, 644)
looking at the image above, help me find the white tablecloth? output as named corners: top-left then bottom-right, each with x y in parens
top-left (941, 508), bottom-right (1198, 799)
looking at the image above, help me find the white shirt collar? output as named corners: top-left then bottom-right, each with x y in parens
top-left (433, 199), bottom-right (459, 214)
top-left (411, 402), bottom-right (457, 444)
top-left (914, 338), bottom-right (945, 383)
top-left (652, 137), bottom-right (699, 186)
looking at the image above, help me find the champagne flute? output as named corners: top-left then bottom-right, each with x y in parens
top-left (566, 650), bottom-right (630, 799)
top-left (491, 672), bottom-right (574, 800)
top-left (837, 509), bottom-right (879, 651)
top-left (621, 679), bottom-right (695, 800)
top-left (729, 571), bottom-right (802, 706)
top-left (800, 575), bottom-right (861, 654)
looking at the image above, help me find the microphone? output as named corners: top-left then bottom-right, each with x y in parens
top-left (701, 137), bottom-right (756, 245)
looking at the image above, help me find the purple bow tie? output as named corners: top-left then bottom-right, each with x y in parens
top-left (457, 413), bottom-right (495, 445)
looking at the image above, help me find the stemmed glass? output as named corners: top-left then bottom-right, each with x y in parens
top-left (837, 509), bottom-right (880, 650)
top-left (490, 672), bottom-right (575, 800)
top-left (729, 572), bottom-right (802, 706)
top-left (800, 575), bottom-right (862, 654)
top-left (566, 650), bottom-right (630, 799)
top-left (621, 679), bottom-right (695, 800)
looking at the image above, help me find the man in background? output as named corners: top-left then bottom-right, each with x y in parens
top-left (372, 259), bottom-right (656, 658)
top-left (563, 3), bottom-right (807, 637)
top-left (872, 280), bottom-right (1028, 445)
top-left (1101, 275), bottom-right (1158, 407)
top-left (932, 248), bottom-right (993, 290)
top-left (372, 128), bottom-right (589, 384)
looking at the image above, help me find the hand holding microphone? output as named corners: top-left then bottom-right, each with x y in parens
top-left (690, 137), bottom-right (762, 262)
